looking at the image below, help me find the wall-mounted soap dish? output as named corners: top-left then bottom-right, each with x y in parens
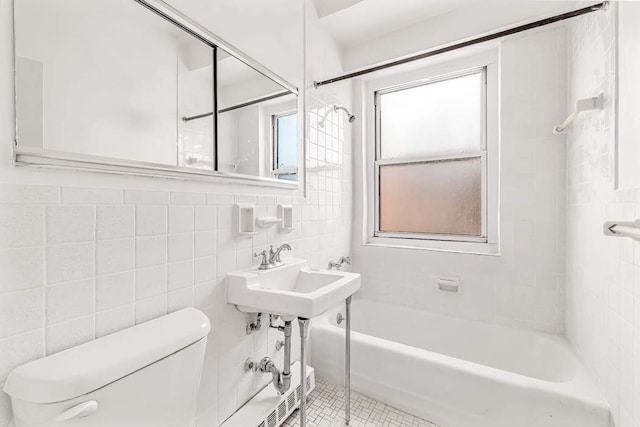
top-left (256, 216), bottom-right (282, 228)
top-left (278, 205), bottom-right (294, 233)
top-left (254, 205), bottom-right (294, 232)
top-left (234, 204), bottom-right (257, 237)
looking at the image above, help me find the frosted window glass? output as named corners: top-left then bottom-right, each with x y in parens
top-left (379, 158), bottom-right (482, 236)
top-left (379, 72), bottom-right (482, 159)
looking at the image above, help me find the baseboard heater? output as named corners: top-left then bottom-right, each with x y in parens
top-left (221, 362), bottom-right (316, 427)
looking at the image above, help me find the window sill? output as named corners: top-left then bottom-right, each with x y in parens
top-left (364, 236), bottom-right (500, 256)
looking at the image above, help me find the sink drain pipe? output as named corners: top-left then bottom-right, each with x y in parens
top-left (259, 320), bottom-right (292, 394)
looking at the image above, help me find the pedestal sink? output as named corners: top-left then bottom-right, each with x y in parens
top-left (226, 257), bottom-right (360, 427)
top-left (226, 257), bottom-right (360, 319)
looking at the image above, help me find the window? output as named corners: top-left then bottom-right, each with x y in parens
top-left (272, 112), bottom-right (298, 181)
top-left (368, 55), bottom-right (498, 252)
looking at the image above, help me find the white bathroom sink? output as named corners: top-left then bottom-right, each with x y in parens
top-left (226, 258), bottom-right (360, 319)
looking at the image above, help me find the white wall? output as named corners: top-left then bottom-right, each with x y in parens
top-left (341, 0), bottom-right (599, 71)
top-left (0, 1), bottom-right (352, 427)
top-left (351, 26), bottom-right (568, 333)
top-left (565, 4), bottom-right (640, 426)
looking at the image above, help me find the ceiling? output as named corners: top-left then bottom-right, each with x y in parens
top-left (312, 0), bottom-right (482, 48)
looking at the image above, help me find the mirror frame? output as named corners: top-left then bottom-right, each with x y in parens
top-left (11, 0), bottom-right (300, 189)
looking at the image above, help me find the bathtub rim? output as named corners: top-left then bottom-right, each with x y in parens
top-left (312, 298), bottom-right (610, 413)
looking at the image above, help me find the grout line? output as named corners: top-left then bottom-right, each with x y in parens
top-left (42, 196), bottom-right (51, 355)
top-left (133, 205), bottom-right (138, 324)
top-left (92, 204), bottom-right (97, 341)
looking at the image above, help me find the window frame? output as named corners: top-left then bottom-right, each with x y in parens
top-left (271, 111), bottom-right (299, 180)
top-left (364, 50), bottom-right (499, 254)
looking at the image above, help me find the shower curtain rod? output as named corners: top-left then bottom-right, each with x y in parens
top-left (182, 90), bottom-right (291, 122)
top-left (313, 2), bottom-right (607, 88)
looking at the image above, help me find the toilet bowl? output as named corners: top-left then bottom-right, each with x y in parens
top-left (3, 308), bottom-right (211, 427)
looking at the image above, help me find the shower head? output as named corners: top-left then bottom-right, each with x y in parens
top-left (334, 105), bottom-right (356, 124)
top-left (318, 105), bottom-right (356, 128)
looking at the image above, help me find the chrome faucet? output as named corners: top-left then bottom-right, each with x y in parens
top-left (254, 244), bottom-right (292, 270)
top-left (328, 256), bottom-right (351, 270)
top-left (269, 244), bottom-right (291, 266)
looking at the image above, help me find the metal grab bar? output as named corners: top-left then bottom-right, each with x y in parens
top-left (604, 219), bottom-right (640, 240)
top-left (553, 93), bottom-right (603, 134)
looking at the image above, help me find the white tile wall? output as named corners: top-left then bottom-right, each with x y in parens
top-left (352, 26), bottom-right (568, 333)
top-left (0, 0), bottom-right (342, 424)
top-left (564, 4), bottom-right (640, 426)
top-left (0, 166), bottom-right (351, 427)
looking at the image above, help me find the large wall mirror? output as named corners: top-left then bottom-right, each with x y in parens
top-left (12, 0), bottom-right (299, 186)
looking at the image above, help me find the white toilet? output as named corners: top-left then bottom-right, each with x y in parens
top-left (3, 308), bottom-right (211, 427)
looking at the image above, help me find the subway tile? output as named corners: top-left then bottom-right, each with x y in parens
top-left (46, 279), bottom-right (94, 325)
top-left (96, 238), bottom-right (134, 276)
top-left (168, 288), bottom-right (194, 313)
top-left (216, 252), bottom-right (236, 279)
top-left (96, 205), bottom-right (134, 240)
top-left (168, 233), bottom-right (194, 263)
top-left (195, 257), bottom-right (216, 285)
top-left (257, 196), bottom-right (277, 206)
top-left (0, 288), bottom-right (43, 339)
top-left (195, 205), bottom-right (217, 231)
top-left (124, 190), bottom-right (169, 205)
top-left (171, 192), bottom-right (205, 205)
top-left (234, 195), bottom-right (256, 205)
top-left (136, 265), bottom-right (167, 300)
top-left (194, 280), bottom-right (217, 309)
top-left (46, 206), bottom-right (95, 244)
top-left (135, 206), bottom-right (167, 236)
top-left (46, 315), bottom-right (94, 355)
top-left (169, 205), bottom-right (194, 234)
top-left (96, 305), bottom-right (134, 338)
top-left (216, 228), bottom-right (234, 253)
top-left (206, 193), bottom-right (234, 205)
top-left (135, 295), bottom-right (167, 324)
top-left (96, 271), bottom-right (135, 311)
top-left (168, 260), bottom-right (194, 291)
top-left (0, 205), bottom-right (45, 247)
top-left (0, 329), bottom-right (44, 382)
top-left (136, 235), bottom-right (167, 268)
top-left (217, 206), bottom-right (233, 230)
top-left (46, 243), bottom-right (94, 285)
top-left (195, 231), bottom-right (216, 258)
top-left (0, 184), bottom-right (59, 204)
top-left (0, 247), bottom-right (44, 292)
top-left (61, 187), bottom-right (122, 204)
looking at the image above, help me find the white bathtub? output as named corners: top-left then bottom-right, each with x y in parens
top-left (310, 299), bottom-right (610, 427)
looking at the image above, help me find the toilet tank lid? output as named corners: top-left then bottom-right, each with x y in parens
top-left (3, 308), bottom-right (211, 404)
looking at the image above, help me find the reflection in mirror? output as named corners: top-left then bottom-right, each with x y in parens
top-left (215, 52), bottom-right (298, 181)
top-left (14, 0), bottom-right (299, 186)
top-left (15, 0), bottom-right (215, 169)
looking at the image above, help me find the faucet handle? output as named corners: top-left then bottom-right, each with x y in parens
top-left (253, 250), bottom-right (269, 269)
top-left (340, 256), bottom-right (351, 264)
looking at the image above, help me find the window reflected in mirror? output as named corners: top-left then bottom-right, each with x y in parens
top-left (216, 51), bottom-right (297, 180)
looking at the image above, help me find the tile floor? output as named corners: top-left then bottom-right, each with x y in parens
top-left (283, 379), bottom-right (438, 427)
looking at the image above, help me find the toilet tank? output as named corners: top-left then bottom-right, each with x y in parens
top-left (4, 308), bottom-right (211, 427)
